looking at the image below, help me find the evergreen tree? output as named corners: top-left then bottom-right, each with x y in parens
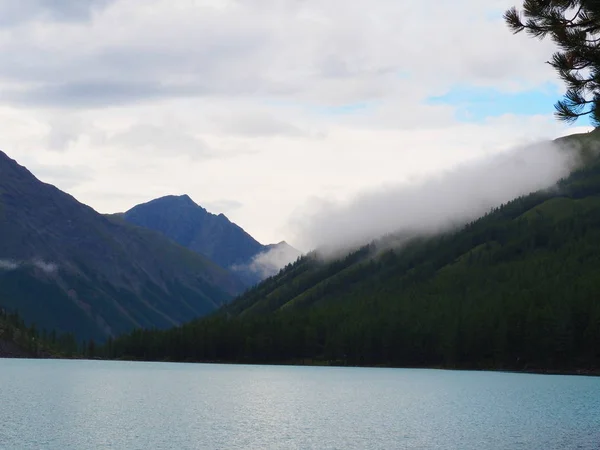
top-left (505, 1), bottom-right (600, 124)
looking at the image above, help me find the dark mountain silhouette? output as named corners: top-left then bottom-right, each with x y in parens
top-left (0, 151), bottom-right (245, 341)
top-left (119, 195), bottom-right (301, 286)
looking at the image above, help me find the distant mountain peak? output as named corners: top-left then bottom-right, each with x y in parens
top-left (149, 194), bottom-right (198, 207)
top-left (121, 196), bottom-right (301, 286)
top-left (176, 194), bottom-right (196, 204)
top-left (122, 196), bottom-right (262, 271)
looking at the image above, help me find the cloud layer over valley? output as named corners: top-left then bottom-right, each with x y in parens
top-left (291, 138), bottom-right (587, 255)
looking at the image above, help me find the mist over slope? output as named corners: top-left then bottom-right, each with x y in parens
top-left (292, 135), bottom-right (589, 255)
top-left (230, 241), bottom-right (302, 283)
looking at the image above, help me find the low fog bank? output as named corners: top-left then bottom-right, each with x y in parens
top-left (0, 259), bottom-right (58, 274)
top-left (231, 243), bottom-right (303, 281)
top-left (291, 138), bottom-right (588, 258)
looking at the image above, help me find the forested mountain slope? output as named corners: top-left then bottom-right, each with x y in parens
top-left (0, 151), bottom-right (245, 341)
top-left (106, 130), bottom-right (600, 371)
top-left (0, 307), bottom-right (79, 358)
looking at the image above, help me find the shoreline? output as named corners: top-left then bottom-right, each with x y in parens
top-left (3, 353), bottom-right (598, 377)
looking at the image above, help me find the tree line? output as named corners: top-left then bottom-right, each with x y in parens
top-left (0, 306), bottom-right (84, 357)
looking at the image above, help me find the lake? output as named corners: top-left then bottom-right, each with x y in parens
top-left (0, 359), bottom-right (599, 449)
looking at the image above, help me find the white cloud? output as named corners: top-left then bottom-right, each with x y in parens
top-left (0, 258), bottom-right (58, 274)
top-left (108, 124), bottom-right (212, 160)
top-left (213, 112), bottom-right (316, 138)
top-left (231, 242), bottom-right (302, 280)
top-left (290, 137), bottom-right (587, 254)
top-left (202, 199), bottom-right (244, 215)
top-left (0, 259), bottom-right (19, 270)
top-left (0, 1), bottom-right (115, 26)
top-left (32, 259), bottom-right (58, 274)
top-left (0, 0), bottom-right (556, 107)
top-left (0, 0), bottom-right (589, 247)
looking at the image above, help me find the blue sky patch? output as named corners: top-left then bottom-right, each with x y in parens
top-left (427, 84), bottom-right (565, 122)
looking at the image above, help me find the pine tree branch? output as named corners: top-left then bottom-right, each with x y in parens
top-left (506, 0), bottom-right (600, 126)
top-left (565, 4), bottom-right (584, 24)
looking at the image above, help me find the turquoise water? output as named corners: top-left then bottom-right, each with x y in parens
top-left (0, 359), bottom-right (599, 449)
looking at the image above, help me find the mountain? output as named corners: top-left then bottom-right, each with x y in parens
top-left (0, 151), bottom-right (245, 341)
top-left (119, 195), bottom-right (301, 285)
top-left (106, 130), bottom-right (600, 372)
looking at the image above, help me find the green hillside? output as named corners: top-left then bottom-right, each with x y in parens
top-left (105, 130), bottom-right (600, 372)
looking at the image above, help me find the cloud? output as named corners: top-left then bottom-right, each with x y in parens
top-left (32, 259), bottom-right (58, 274)
top-left (202, 199), bottom-right (244, 215)
top-left (0, 260), bottom-right (19, 270)
top-left (214, 112), bottom-right (313, 138)
top-left (0, 0), bottom-right (115, 27)
top-left (0, 0), bottom-right (559, 109)
top-left (231, 243), bottom-right (302, 280)
top-left (290, 138), bottom-right (586, 254)
top-left (108, 124), bottom-right (212, 160)
top-left (45, 115), bottom-right (85, 151)
top-left (0, 258), bottom-right (58, 274)
top-left (26, 163), bottom-right (95, 190)
top-left (3, 82), bottom-right (191, 108)
top-left (0, 0), bottom-right (590, 247)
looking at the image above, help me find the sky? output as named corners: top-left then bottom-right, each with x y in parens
top-left (0, 0), bottom-right (594, 252)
